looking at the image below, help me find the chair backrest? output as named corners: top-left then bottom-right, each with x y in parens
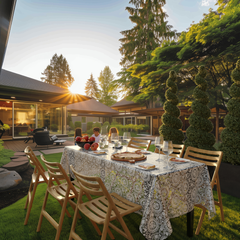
top-left (127, 137), bottom-right (151, 151)
top-left (70, 165), bottom-right (107, 200)
top-left (34, 131), bottom-right (53, 145)
top-left (40, 155), bottom-right (77, 194)
top-left (33, 128), bottom-right (44, 133)
top-left (184, 146), bottom-right (223, 188)
top-left (155, 144), bottom-right (185, 158)
top-left (24, 146), bottom-right (49, 182)
top-left (74, 128), bottom-right (82, 139)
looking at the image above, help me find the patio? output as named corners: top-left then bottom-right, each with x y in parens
top-left (3, 137), bottom-right (74, 152)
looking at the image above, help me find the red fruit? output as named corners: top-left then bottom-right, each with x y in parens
top-left (84, 143), bottom-right (90, 150)
top-left (83, 135), bottom-right (89, 141)
top-left (91, 142), bottom-right (98, 151)
top-left (89, 137), bottom-right (95, 142)
top-left (75, 136), bottom-right (81, 142)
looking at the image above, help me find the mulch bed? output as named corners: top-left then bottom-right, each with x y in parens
top-left (0, 165), bottom-right (34, 210)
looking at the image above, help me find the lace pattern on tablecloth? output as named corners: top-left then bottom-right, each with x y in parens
top-left (60, 147), bottom-right (216, 240)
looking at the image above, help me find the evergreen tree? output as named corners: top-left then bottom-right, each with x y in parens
top-left (41, 53), bottom-right (74, 89)
top-left (98, 66), bottom-right (118, 106)
top-left (185, 66), bottom-right (215, 150)
top-left (116, 0), bottom-right (178, 99)
top-left (159, 70), bottom-right (184, 144)
top-left (85, 74), bottom-right (99, 99)
top-left (221, 60), bottom-right (240, 165)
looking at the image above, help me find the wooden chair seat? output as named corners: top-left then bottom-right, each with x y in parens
top-left (80, 192), bottom-right (141, 224)
top-left (69, 165), bottom-right (142, 240)
top-left (155, 144), bottom-right (185, 158)
top-left (184, 146), bottom-right (224, 235)
top-left (127, 137), bottom-right (151, 151)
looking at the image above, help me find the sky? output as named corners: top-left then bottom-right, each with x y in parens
top-left (2, 0), bottom-right (218, 97)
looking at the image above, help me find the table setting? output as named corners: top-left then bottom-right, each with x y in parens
top-left (60, 139), bottom-right (216, 240)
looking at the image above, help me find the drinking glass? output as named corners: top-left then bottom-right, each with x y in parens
top-left (98, 137), bottom-right (105, 149)
top-left (155, 136), bottom-right (164, 162)
top-left (123, 132), bottom-right (131, 152)
top-left (162, 141), bottom-right (173, 170)
top-left (111, 133), bottom-right (119, 149)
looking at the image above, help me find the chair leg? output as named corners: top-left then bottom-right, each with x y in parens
top-left (216, 175), bottom-right (224, 222)
top-left (24, 181), bottom-right (38, 225)
top-left (55, 198), bottom-right (69, 240)
top-left (37, 190), bottom-right (49, 232)
top-left (116, 215), bottom-right (134, 240)
top-left (68, 204), bottom-right (80, 240)
top-left (24, 180), bottom-right (33, 209)
top-left (195, 208), bottom-right (206, 235)
top-left (101, 208), bottom-right (112, 240)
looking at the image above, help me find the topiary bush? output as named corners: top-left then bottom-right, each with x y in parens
top-left (220, 60), bottom-right (240, 165)
top-left (87, 122), bottom-right (93, 131)
top-left (74, 121), bottom-right (82, 128)
top-left (159, 70), bottom-right (184, 144)
top-left (185, 66), bottom-right (215, 150)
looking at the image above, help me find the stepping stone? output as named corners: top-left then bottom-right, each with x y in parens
top-left (2, 160), bottom-right (29, 173)
top-left (11, 157), bottom-right (29, 162)
top-left (14, 152), bottom-right (26, 156)
top-left (0, 170), bottom-right (22, 191)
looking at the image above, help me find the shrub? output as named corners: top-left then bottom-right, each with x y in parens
top-left (220, 60), bottom-right (240, 165)
top-left (87, 122), bottom-right (93, 131)
top-left (51, 124), bottom-right (58, 132)
top-left (159, 70), bottom-right (184, 144)
top-left (93, 122), bottom-right (101, 129)
top-left (184, 66), bottom-right (215, 150)
top-left (74, 121), bottom-right (82, 128)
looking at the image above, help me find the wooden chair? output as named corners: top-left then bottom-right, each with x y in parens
top-left (184, 146), bottom-right (224, 235)
top-left (24, 146), bottom-right (52, 225)
top-left (37, 155), bottom-right (85, 240)
top-left (127, 137), bottom-right (151, 151)
top-left (69, 165), bottom-right (142, 240)
top-left (155, 144), bottom-right (185, 158)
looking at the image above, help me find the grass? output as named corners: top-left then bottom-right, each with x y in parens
top-left (1, 151), bottom-right (240, 239)
top-left (0, 148), bottom-right (14, 167)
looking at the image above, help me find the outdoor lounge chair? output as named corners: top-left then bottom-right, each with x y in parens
top-left (34, 131), bottom-right (66, 147)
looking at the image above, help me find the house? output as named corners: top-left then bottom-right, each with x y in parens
top-left (0, 69), bottom-right (91, 139)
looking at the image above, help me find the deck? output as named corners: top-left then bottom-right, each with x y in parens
top-left (3, 138), bottom-right (74, 152)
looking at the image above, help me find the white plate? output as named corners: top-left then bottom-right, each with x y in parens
top-left (135, 150), bottom-right (152, 155)
top-left (89, 151), bottom-right (107, 155)
top-left (135, 163), bottom-right (157, 171)
top-left (169, 158), bottom-right (189, 164)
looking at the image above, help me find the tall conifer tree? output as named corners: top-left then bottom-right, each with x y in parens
top-left (85, 74), bottom-right (99, 99)
top-left (117, 0), bottom-right (178, 99)
top-left (41, 53), bottom-right (74, 89)
top-left (98, 66), bottom-right (118, 106)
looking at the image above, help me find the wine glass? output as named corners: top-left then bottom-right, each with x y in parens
top-left (123, 132), bottom-right (131, 152)
top-left (162, 141), bottom-right (173, 170)
top-left (111, 133), bottom-right (119, 149)
top-left (155, 136), bottom-right (164, 162)
top-left (98, 137), bottom-right (106, 149)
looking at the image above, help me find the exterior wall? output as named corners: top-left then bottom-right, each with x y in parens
top-left (0, 99), bottom-right (65, 139)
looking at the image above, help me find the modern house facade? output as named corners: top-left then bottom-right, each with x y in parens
top-left (0, 69), bottom-right (90, 139)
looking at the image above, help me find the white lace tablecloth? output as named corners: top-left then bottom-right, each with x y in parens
top-left (60, 146), bottom-right (216, 240)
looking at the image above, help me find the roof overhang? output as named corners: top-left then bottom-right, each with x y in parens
top-left (0, 85), bottom-right (91, 105)
top-left (0, 0), bottom-right (16, 72)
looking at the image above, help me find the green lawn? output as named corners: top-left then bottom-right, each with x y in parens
top-left (0, 151), bottom-right (239, 239)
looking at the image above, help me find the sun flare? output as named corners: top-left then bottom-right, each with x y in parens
top-left (68, 84), bottom-right (79, 94)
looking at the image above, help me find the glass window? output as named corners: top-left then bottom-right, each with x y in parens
top-left (0, 101), bottom-right (13, 139)
top-left (125, 118), bottom-right (132, 124)
top-left (38, 104), bottom-right (62, 134)
top-left (14, 103), bottom-right (36, 137)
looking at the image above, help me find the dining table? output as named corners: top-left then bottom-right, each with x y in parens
top-left (60, 145), bottom-right (216, 240)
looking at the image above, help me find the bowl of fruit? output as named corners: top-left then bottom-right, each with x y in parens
top-left (75, 136), bottom-right (98, 150)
